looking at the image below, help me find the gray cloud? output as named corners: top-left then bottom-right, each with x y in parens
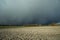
top-left (0, 0), bottom-right (60, 25)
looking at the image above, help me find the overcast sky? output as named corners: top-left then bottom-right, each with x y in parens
top-left (0, 0), bottom-right (60, 25)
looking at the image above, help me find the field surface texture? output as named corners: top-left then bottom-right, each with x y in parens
top-left (0, 26), bottom-right (60, 40)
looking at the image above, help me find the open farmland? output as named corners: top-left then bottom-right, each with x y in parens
top-left (0, 26), bottom-right (60, 40)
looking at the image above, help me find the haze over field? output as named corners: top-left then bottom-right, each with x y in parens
top-left (0, 0), bottom-right (60, 25)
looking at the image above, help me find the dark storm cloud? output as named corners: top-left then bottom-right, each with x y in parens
top-left (0, 0), bottom-right (60, 25)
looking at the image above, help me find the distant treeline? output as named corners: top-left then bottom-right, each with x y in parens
top-left (0, 22), bottom-right (60, 26)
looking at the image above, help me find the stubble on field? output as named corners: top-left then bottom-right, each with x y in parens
top-left (0, 26), bottom-right (60, 40)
